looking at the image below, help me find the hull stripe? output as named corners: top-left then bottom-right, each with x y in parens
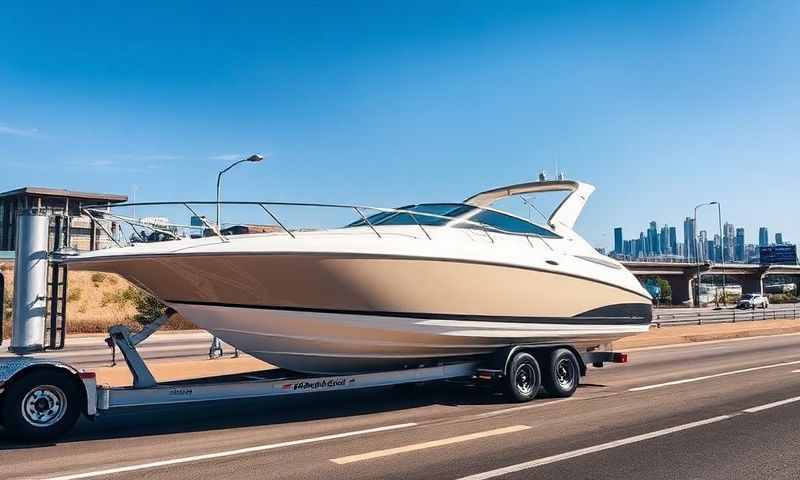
top-left (166, 299), bottom-right (652, 326)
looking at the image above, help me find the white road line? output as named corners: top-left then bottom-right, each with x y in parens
top-left (455, 416), bottom-right (732, 480)
top-left (330, 425), bottom-right (531, 465)
top-left (628, 359), bottom-right (800, 392)
top-left (469, 392), bottom-right (620, 421)
top-left (623, 331), bottom-right (800, 352)
top-left (743, 395), bottom-right (800, 414)
top-left (43, 423), bottom-right (417, 480)
top-left (792, 369), bottom-right (800, 373)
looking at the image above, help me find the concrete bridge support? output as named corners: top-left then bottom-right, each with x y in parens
top-left (668, 274), bottom-right (694, 306)
top-left (741, 272), bottom-right (766, 296)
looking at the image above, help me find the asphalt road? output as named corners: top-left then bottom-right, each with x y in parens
top-left (0, 331), bottom-right (225, 368)
top-left (2, 333), bottom-right (800, 479)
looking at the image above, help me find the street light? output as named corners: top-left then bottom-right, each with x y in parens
top-left (210, 153), bottom-right (264, 358)
top-left (216, 154), bottom-right (264, 230)
top-left (693, 203), bottom-right (712, 307)
top-left (709, 201), bottom-right (728, 306)
top-left (695, 201), bottom-right (727, 309)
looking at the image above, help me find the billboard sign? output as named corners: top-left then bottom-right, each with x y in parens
top-left (759, 245), bottom-right (797, 265)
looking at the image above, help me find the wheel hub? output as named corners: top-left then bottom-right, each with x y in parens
top-left (556, 358), bottom-right (574, 388)
top-left (21, 385), bottom-right (68, 428)
top-left (515, 364), bottom-right (535, 395)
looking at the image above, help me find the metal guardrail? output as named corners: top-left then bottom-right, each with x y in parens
top-left (653, 304), bottom-right (800, 327)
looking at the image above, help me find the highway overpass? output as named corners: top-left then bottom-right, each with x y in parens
top-left (621, 260), bottom-right (800, 305)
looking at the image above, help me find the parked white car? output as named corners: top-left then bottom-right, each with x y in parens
top-left (736, 293), bottom-right (769, 309)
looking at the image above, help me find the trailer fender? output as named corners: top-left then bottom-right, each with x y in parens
top-left (0, 357), bottom-right (97, 417)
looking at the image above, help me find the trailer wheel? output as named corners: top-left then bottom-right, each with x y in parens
top-left (542, 348), bottom-right (580, 398)
top-left (504, 352), bottom-right (541, 402)
top-left (1, 369), bottom-right (81, 442)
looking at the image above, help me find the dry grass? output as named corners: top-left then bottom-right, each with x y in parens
top-left (1, 264), bottom-right (196, 339)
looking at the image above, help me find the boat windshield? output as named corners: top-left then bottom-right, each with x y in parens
top-left (460, 209), bottom-right (560, 238)
top-left (346, 204), bottom-right (475, 227)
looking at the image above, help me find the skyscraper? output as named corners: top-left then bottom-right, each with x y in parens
top-left (759, 227), bottom-right (769, 247)
top-left (613, 227), bottom-right (623, 255)
top-left (699, 230), bottom-right (708, 261)
top-left (683, 217), bottom-right (696, 260)
top-left (659, 225), bottom-right (670, 256)
top-left (713, 234), bottom-right (722, 262)
top-left (669, 227), bottom-right (678, 256)
top-left (638, 232), bottom-right (646, 258)
top-left (735, 228), bottom-right (745, 262)
top-left (647, 221), bottom-right (659, 256)
top-left (723, 222), bottom-right (735, 262)
top-left (776, 232), bottom-right (783, 245)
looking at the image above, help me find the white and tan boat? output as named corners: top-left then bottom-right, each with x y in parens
top-left (64, 180), bottom-right (652, 374)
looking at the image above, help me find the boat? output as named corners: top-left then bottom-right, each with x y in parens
top-left (62, 179), bottom-right (653, 374)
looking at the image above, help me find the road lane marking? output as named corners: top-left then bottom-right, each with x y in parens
top-left (628, 359), bottom-right (800, 391)
top-left (792, 369), bottom-right (800, 373)
top-left (330, 425), bottom-right (531, 465)
top-left (743, 395), bottom-right (800, 414)
top-left (455, 416), bottom-right (732, 480)
top-left (468, 392), bottom-right (620, 421)
top-left (43, 423), bottom-right (417, 480)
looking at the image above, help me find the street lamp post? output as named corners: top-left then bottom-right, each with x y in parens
top-left (216, 154), bottom-right (264, 230)
top-left (711, 201), bottom-right (727, 306)
top-left (693, 203), bottom-right (707, 308)
top-left (209, 153), bottom-right (264, 358)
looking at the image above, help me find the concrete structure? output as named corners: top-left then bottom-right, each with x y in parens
top-left (622, 260), bottom-right (800, 305)
top-left (0, 187), bottom-right (127, 252)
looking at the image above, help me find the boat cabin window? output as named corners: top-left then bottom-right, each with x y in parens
top-left (464, 209), bottom-right (560, 238)
top-left (347, 204), bottom-right (475, 227)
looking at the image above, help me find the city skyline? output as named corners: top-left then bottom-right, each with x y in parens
top-left (612, 218), bottom-right (789, 262)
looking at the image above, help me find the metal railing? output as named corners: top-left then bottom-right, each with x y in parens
top-left (653, 304), bottom-right (800, 327)
top-left (81, 201), bottom-right (558, 250)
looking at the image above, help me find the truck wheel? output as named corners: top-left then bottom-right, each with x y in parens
top-left (1, 369), bottom-right (81, 442)
top-left (542, 348), bottom-right (580, 398)
top-left (504, 352), bottom-right (541, 402)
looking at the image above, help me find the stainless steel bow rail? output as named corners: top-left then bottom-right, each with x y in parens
top-left (653, 304), bottom-right (800, 327)
top-left (80, 200), bottom-right (557, 249)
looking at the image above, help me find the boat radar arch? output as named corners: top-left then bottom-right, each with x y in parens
top-left (463, 179), bottom-right (595, 231)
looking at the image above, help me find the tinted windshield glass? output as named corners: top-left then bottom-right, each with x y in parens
top-left (464, 210), bottom-right (560, 237)
top-left (346, 204), bottom-right (475, 227)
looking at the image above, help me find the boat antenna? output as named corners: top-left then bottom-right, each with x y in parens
top-left (519, 195), bottom-right (549, 223)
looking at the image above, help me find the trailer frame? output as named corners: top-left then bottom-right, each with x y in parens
top-left (0, 325), bottom-right (628, 442)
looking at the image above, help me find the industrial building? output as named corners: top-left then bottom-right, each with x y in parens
top-left (0, 187), bottom-right (128, 252)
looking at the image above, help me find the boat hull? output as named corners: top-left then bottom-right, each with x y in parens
top-left (172, 302), bottom-right (650, 373)
top-left (68, 252), bottom-right (652, 373)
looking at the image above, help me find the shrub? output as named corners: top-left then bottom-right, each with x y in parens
top-left (91, 272), bottom-right (108, 284)
top-left (768, 293), bottom-right (799, 304)
top-left (3, 285), bottom-right (12, 323)
top-left (128, 287), bottom-right (166, 326)
top-left (67, 287), bottom-right (82, 302)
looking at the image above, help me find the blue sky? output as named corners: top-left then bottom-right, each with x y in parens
top-left (2, 1), bottom-right (798, 249)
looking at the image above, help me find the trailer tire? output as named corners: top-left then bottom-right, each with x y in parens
top-left (542, 348), bottom-right (580, 398)
top-left (1, 369), bottom-right (81, 442)
top-left (504, 352), bottom-right (541, 402)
